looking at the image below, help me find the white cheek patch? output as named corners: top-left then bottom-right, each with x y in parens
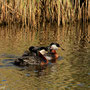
top-left (39, 49), bottom-right (47, 55)
top-left (51, 45), bottom-right (58, 50)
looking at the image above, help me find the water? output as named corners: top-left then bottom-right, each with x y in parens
top-left (0, 23), bottom-right (90, 90)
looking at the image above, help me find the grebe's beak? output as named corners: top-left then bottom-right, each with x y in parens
top-left (59, 46), bottom-right (65, 51)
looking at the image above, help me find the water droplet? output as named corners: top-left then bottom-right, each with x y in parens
top-left (2, 80), bottom-right (6, 81)
top-left (6, 84), bottom-right (8, 85)
top-left (25, 73), bottom-right (30, 77)
top-left (45, 88), bottom-right (48, 90)
top-left (48, 81), bottom-right (52, 84)
top-left (0, 84), bottom-right (2, 86)
top-left (77, 83), bottom-right (84, 87)
top-left (88, 73), bottom-right (90, 75)
top-left (58, 56), bottom-right (63, 60)
top-left (48, 62), bottom-right (52, 65)
top-left (34, 70), bottom-right (38, 72)
top-left (0, 65), bottom-right (4, 68)
top-left (65, 86), bottom-right (70, 89)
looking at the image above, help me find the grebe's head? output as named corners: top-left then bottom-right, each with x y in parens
top-left (29, 46), bottom-right (35, 52)
top-left (50, 43), bottom-right (60, 50)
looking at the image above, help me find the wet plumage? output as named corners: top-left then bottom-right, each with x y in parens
top-left (14, 47), bottom-right (48, 66)
top-left (14, 43), bottom-right (63, 66)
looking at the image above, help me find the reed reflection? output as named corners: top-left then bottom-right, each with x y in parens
top-left (66, 23), bottom-right (89, 89)
top-left (0, 23), bottom-right (89, 90)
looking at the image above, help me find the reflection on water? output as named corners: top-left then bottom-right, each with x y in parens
top-left (0, 23), bottom-right (90, 90)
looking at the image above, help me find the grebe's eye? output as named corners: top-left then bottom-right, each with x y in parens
top-left (57, 44), bottom-right (60, 47)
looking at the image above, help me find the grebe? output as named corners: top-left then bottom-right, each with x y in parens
top-left (14, 47), bottom-right (48, 66)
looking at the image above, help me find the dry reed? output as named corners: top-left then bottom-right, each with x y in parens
top-left (0, 0), bottom-right (89, 27)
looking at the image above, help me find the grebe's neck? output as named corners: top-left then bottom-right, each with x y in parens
top-left (50, 49), bottom-right (57, 54)
top-left (50, 49), bottom-right (58, 59)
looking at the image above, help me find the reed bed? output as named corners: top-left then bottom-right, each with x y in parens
top-left (0, 0), bottom-right (89, 28)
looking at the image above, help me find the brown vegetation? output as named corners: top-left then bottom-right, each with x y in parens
top-left (0, 0), bottom-right (89, 28)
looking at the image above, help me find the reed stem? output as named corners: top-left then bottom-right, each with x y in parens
top-left (0, 0), bottom-right (89, 27)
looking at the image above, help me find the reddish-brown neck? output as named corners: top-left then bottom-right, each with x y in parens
top-left (51, 50), bottom-right (57, 54)
top-left (51, 50), bottom-right (59, 59)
